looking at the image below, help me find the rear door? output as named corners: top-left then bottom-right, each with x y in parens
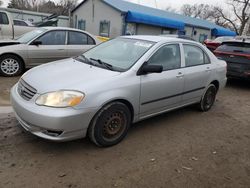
top-left (182, 44), bottom-right (212, 104)
top-left (0, 12), bottom-right (13, 39)
top-left (215, 42), bottom-right (250, 77)
top-left (67, 31), bottom-right (96, 57)
top-left (27, 30), bottom-right (68, 66)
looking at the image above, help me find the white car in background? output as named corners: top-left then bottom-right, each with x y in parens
top-left (0, 27), bottom-right (100, 76)
top-left (0, 10), bottom-right (36, 40)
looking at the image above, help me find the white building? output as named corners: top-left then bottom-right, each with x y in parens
top-left (71, 0), bottom-right (236, 42)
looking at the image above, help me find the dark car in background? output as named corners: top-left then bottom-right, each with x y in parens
top-left (214, 41), bottom-right (250, 80)
top-left (204, 36), bottom-right (235, 52)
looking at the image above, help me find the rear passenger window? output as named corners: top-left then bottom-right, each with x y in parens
top-left (68, 31), bottom-right (96, 45)
top-left (147, 44), bottom-right (181, 71)
top-left (14, 20), bottom-right (28, 26)
top-left (69, 31), bottom-right (87, 45)
top-left (184, 45), bottom-right (208, 67)
top-left (0, 12), bottom-right (9, 25)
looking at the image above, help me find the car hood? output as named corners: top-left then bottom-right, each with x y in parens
top-left (22, 58), bottom-right (121, 93)
top-left (0, 40), bottom-right (21, 47)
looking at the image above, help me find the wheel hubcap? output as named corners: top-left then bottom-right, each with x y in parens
top-left (0, 58), bottom-right (19, 75)
top-left (103, 111), bottom-right (126, 141)
top-left (204, 88), bottom-right (215, 109)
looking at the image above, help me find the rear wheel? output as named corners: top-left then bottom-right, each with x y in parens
top-left (0, 54), bottom-right (24, 77)
top-left (198, 84), bottom-right (217, 112)
top-left (88, 102), bottom-right (131, 147)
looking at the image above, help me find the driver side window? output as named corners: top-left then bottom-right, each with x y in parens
top-left (36, 31), bottom-right (66, 45)
top-left (147, 44), bottom-right (181, 71)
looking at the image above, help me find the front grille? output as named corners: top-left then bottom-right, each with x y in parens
top-left (17, 79), bottom-right (37, 101)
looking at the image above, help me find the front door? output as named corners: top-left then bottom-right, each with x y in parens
top-left (140, 44), bottom-right (184, 118)
top-left (27, 30), bottom-right (68, 66)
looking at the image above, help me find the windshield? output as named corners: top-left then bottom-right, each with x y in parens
top-left (16, 28), bottom-right (47, 43)
top-left (217, 42), bottom-right (250, 54)
top-left (82, 38), bottom-right (155, 71)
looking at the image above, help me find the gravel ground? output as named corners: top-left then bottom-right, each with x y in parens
top-left (0, 76), bottom-right (20, 106)
top-left (0, 78), bottom-right (250, 188)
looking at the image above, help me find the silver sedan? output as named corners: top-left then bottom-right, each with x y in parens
top-left (11, 36), bottom-right (227, 147)
top-left (0, 27), bottom-right (99, 77)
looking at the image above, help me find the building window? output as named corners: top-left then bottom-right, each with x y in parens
top-left (74, 15), bottom-right (78, 28)
top-left (78, 20), bottom-right (86, 30)
top-left (178, 30), bottom-right (186, 35)
top-left (99, 21), bottom-right (110, 37)
top-left (162, 28), bottom-right (176, 34)
top-left (199, 34), bottom-right (208, 43)
top-left (125, 23), bottom-right (136, 35)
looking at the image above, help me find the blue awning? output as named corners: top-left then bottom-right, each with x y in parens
top-left (212, 27), bottom-right (237, 37)
top-left (125, 11), bottom-right (185, 30)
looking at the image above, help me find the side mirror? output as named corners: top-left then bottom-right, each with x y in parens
top-left (31, 40), bottom-right (42, 46)
top-left (139, 64), bottom-right (163, 75)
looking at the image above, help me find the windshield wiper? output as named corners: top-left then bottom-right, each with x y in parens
top-left (75, 55), bottom-right (94, 65)
top-left (90, 58), bottom-right (114, 71)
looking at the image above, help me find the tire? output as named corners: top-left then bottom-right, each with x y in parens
top-left (88, 102), bottom-right (131, 147)
top-left (198, 84), bottom-right (217, 112)
top-left (0, 54), bottom-right (24, 77)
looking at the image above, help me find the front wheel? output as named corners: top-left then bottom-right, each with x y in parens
top-left (198, 84), bottom-right (217, 112)
top-left (88, 102), bottom-right (131, 147)
top-left (0, 55), bottom-right (24, 77)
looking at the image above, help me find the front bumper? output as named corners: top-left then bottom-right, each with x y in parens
top-left (11, 84), bottom-right (97, 141)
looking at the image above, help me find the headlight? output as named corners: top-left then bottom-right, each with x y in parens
top-left (36, 91), bottom-right (84, 107)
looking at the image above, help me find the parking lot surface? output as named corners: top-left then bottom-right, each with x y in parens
top-left (0, 79), bottom-right (250, 188)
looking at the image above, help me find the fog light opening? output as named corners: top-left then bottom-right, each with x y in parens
top-left (44, 130), bottom-right (63, 137)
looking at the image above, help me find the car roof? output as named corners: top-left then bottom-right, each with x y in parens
top-left (121, 35), bottom-right (198, 44)
top-left (41, 27), bottom-right (89, 32)
top-left (39, 27), bottom-right (96, 38)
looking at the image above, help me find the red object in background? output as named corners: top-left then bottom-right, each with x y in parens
top-left (204, 39), bottom-right (221, 51)
top-left (204, 36), bottom-right (235, 52)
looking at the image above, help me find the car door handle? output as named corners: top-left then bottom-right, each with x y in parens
top-left (176, 72), bottom-right (184, 78)
top-left (205, 67), bottom-right (211, 72)
top-left (57, 49), bottom-right (65, 51)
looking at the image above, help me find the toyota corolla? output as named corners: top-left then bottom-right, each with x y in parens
top-left (11, 36), bottom-right (227, 147)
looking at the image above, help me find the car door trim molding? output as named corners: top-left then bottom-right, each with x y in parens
top-left (141, 86), bottom-right (205, 105)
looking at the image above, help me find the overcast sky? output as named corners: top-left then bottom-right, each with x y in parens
top-left (127, 0), bottom-right (225, 10)
top-left (2, 0), bottom-right (226, 10)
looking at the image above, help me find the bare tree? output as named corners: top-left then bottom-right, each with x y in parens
top-left (180, 0), bottom-right (250, 35)
top-left (215, 0), bottom-right (249, 35)
top-left (8, 0), bottom-right (32, 10)
top-left (8, 0), bottom-right (77, 16)
top-left (181, 4), bottom-right (217, 20)
top-left (165, 6), bottom-right (176, 13)
top-left (58, 0), bottom-right (78, 15)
